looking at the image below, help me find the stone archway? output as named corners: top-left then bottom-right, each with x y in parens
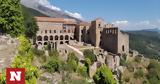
top-left (65, 35), bottom-right (69, 40)
top-left (55, 35), bottom-right (58, 40)
top-left (60, 41), bottom-right (63, 44)
top-left (37, 36), bottom-right (42, 41)
top-left (44, 36), bottom-right (48, 41)
top-left (38, 42), bottom-right (42, 45)
top-left (60, 35), bottom-right (63, 40)
top-left (44, 42), bottom-right (48, 45)
top-left (50, 36), bottom-right (53, 40)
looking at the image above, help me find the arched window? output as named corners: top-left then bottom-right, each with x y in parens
top-left (55, 35), bottom-right (58, 40)
top-left (44, 36), bottom-right (48, 41)
top-left (60, 35), bottom-right (63, 40)
top-left (65, 35), bottom-right (69, 40)
top-left (50, 36), bottom-right (53, 40)
top-left (37, 36), bottom-right (42, 41)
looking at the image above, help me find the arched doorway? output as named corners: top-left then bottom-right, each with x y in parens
top-left (60, 41), bottom-right (63, 44)
top-left (44, 42), bottom-right (48, 45)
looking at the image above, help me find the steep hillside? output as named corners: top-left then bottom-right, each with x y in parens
top-left (127, 30), bottom-right (160, 60)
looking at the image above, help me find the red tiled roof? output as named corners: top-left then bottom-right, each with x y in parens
top-left (34, 17), bottom-right (77, 24)
top-left (78, 22), bottom-right (90, 26)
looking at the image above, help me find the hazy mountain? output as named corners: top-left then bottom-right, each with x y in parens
top-left (21, 0), bottom-right (82, 22)
top-left (141, 28), bottom-right (160, 32)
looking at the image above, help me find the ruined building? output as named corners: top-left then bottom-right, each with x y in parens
top-left (35, 17), bottom-right (129, 54)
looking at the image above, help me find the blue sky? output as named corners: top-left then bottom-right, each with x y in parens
top-left (48, 0), bottom-right (160, 30)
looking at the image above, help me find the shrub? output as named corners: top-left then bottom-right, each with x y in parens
top-left (147, 59), bottom-right (160, 83)
top-left (135, 56), bottom-right (142, 63)
top-left (120, 58), bottom-right (126, 66)
top-left (67, 59), bottom-right (78, 72)
top-left (77, 65), bottom-right (88, 77)
top-left (0, 72), bottom-right (6, 84)
top-left (11, 36), bottom-right (39, 84)
top-left (42, 58), bottom-right (60, 73)
top-left (49, 50), bottom-right (59, 58)
top-left (134, 69), bottom-right (144, 78)
top-left (83, 49), bottom-right (96, 64)
top-left (93, 65), bottom-right (116, 84)
top-left (18, 35), bottom-right (31, 55)
top-left (68, 52), bottom-right (79, 63)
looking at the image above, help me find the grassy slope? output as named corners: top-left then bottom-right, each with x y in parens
top-left (127, 30), bottom-right (160, 59)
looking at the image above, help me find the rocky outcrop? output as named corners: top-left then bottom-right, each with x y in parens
top-left (0, 35), bottom-right (18, 71)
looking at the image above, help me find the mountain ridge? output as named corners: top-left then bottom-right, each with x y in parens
top-left (21, 0), bottom-right (82, 22)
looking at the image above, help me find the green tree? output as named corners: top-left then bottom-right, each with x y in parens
top-left (93, 65), bottom-right (116, 84)
top-left (0, 0), bottom-right (25, 37)
top-left (22, 7), bottom-right (38, 38)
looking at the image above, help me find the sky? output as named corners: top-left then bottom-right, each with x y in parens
top-left (48, 0), bottom-right (160, 30)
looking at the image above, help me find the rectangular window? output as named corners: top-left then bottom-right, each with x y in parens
top-left (54, 30), bottom-right (56, 33)
top-left (45, 30), bottom-right (47, 34)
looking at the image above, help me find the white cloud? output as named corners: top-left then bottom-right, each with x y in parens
top-left (138, 20), bottom-right (150, 25)
top-left (38, 0), bottom-right (61, 11)
top-left (112, 20), bottom-right (129, 29)
top-left (113, 20), bottom-right (129, 25)
top-left (112, 20), bottom-right (159, 30)
top-left (65, 10), bottom-right (83, 19)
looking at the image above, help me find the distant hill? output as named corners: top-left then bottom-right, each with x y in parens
top-left (21, 5), bottom-right (48, 17)
top-left (127, 30), bottom-right (160, 59)
top-left (141, 28), bottom-right (160, 32)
